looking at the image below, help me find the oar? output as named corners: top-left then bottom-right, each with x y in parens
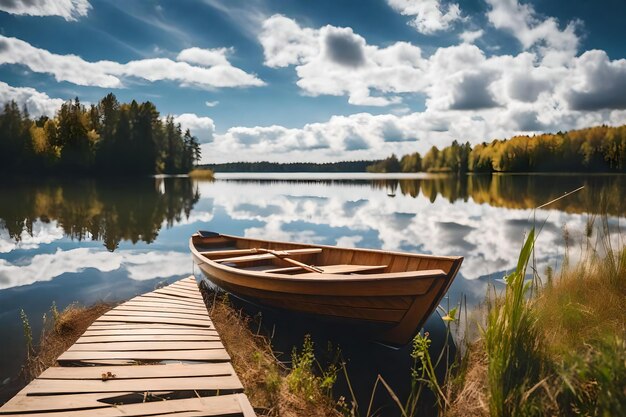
top-left (255, 248), bottom-right (324, 273)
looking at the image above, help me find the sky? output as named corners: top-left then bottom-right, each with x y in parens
top-left (1, 0), bottom-right (626, 163)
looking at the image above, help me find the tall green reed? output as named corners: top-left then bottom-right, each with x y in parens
top-left (483, 228), bottom-right (545, 417)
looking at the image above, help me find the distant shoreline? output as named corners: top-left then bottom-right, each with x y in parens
top-left (206, 171), bottom-right (626, 181)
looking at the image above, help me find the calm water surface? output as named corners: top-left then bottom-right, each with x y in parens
top-left (0, 173), bottom-right (624, 404)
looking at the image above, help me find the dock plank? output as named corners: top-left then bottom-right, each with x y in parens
top-left (131, 293), bottom-right (207, 307)
top-left (23, 375), bottom-right (243, 394)
top-left (67, 341), bottom-right (224, 351)
top-left (76, 334), bottom-right (220, 343)
top-left (95, 315), bottom-right (212, 327)
top-left (0, 394), bottom-right (253, 416)
top-left (104, 309), bottom-right (211, 320)
top-left (82, 328), bottom-right (218, 336)
top-left (115, 303), bottom-right (209, 313)
top-left (38, 363), bottom-right (236, 380)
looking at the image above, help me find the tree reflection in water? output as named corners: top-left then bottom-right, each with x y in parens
top-left (0, 177), bottom-right (200, 251)
top-left (371, 174), bottom-right (625, 216)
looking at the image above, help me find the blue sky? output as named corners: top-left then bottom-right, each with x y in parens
top-left (1, 0), bottom-right (625, 163)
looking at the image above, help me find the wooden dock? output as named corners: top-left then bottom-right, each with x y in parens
top-left (0, 276), bottom-right (256, 416)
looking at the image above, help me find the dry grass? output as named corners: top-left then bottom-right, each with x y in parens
top-left (199, 286), bottom-right (341, 417)
top-left (537, 253), bottom-right (626, 356)
top-left (23, 302), bottom-right (114, 382)
top-left (188, 169), bottom-right (215, 180)
top-left (446, 341), bottom-right (489, 417)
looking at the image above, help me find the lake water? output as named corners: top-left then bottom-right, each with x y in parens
top-left (0, 173), bottom-right (624, 404)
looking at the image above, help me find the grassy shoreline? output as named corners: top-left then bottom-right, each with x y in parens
top-left (443, 225), bottom-right (626, 417)
top-left (21, 302), bottom-right (114, 382)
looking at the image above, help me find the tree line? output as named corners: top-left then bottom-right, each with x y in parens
top-left (203, 160), bottom-right (378, 172)
top-left (367, 125), bottom-right (626, 173)
top-left (0, 94), bottom-right (201, 175)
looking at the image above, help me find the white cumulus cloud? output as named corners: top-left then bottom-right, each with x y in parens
top-left (0, 81), bottom-right (64, 117)
top-left (173, 113), bottom-right (216, 144)
top-left (0, 0), bottom-right (90, 21)
top-left (0, 35), bottom-right (265, 89)
top-left (386, 0), bottom-right (462, 34)
top-left (485, 0), bottom-right (580, 65)
top-left (259, 15), bottom-right (427, 106)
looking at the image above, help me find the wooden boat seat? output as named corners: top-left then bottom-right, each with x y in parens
top-left (294, 264), bottom-right (389, 276)
top-left (320, 264), bottom-right (388, 274)
top-left (262, 266), bottom-right (304, 273)
top-left (216, 248), bottom-right (322, 264)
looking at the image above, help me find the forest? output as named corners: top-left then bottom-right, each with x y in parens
top-left (203, 160), bottom-right (378, 172)
top-left (368, 125), bottom-right (626, 173)
top-left (0, 94), bottom-right (201, 175)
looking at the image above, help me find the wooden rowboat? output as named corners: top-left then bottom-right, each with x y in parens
top-left (190, 231), bottom-right (463, 346)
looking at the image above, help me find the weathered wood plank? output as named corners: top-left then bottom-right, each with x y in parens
top-left (133, 289), bottom-right (205, 301)
top-left (118, 302), bottom-right (208, 313)
top-left (82, 328), bottom-right (218, 336)
top-left (170, 280), bottom-right (200, 291)
top-left (68, 341), bottom-right (224, 351)
top-left (153, 287), bottom-right (204, 300)
top-left (104, 310), bottom-right (210, 320)
top-left (95, 316), bottom-right (211, 328)
top-left (23, 375), bottom-right (243, 395)
top-left (76, 334), bottom-right (220, 343)
top-left (160, 286), bottom-right (202, 297)
top-left (38, 363), bottom-right (236, 380)
top-left (57, 349), bottom-right (230, 362)
top-left (0, 392), bottom-right (115, 414)
top-left (131, 293), bottom-right (206, 307)
top-left (167, 281), bottom-right (200, 290)
top-left (0, 394), bottom-right (250, 416)
top-left (86, 322), bottom-right (214, 329)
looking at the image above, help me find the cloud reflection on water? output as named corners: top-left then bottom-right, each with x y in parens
top-left (0, 248), bottom-right (190, 289)
top-left (0, 219), bottom-right (64, 253)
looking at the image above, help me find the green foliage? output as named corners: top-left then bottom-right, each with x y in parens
top-left (400, 152), bottom-right (422, 172)
top-left (469, 125), bottom-right (626, 172)
top-left (205, 160), bottom-right (377, 172)
top-left (366, 153), bottom-right (402, 173)
top-left (483, 228), bottom-right (545, 417)
top-left (286, 335), bottom-right (340, 402)
top-left (20, 309), bottom-right (33, 358)
top-left (264, 363), bottom-right (282, 395)
top-left (51, 301), bottom-right (60, 324)
top-left (372, 125), bottom-right (626, 174)
top-left (408, 332), bottom-right (447, 414)
top-left (557, 336), bottom-right (626, 416)
top-left (0, 94), bottom-right (201, 175)
top-left (287, 334), bottom-right (318, 400)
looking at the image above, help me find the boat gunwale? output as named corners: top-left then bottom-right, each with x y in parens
top-left (213, 232), bottom-right (463, 262)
